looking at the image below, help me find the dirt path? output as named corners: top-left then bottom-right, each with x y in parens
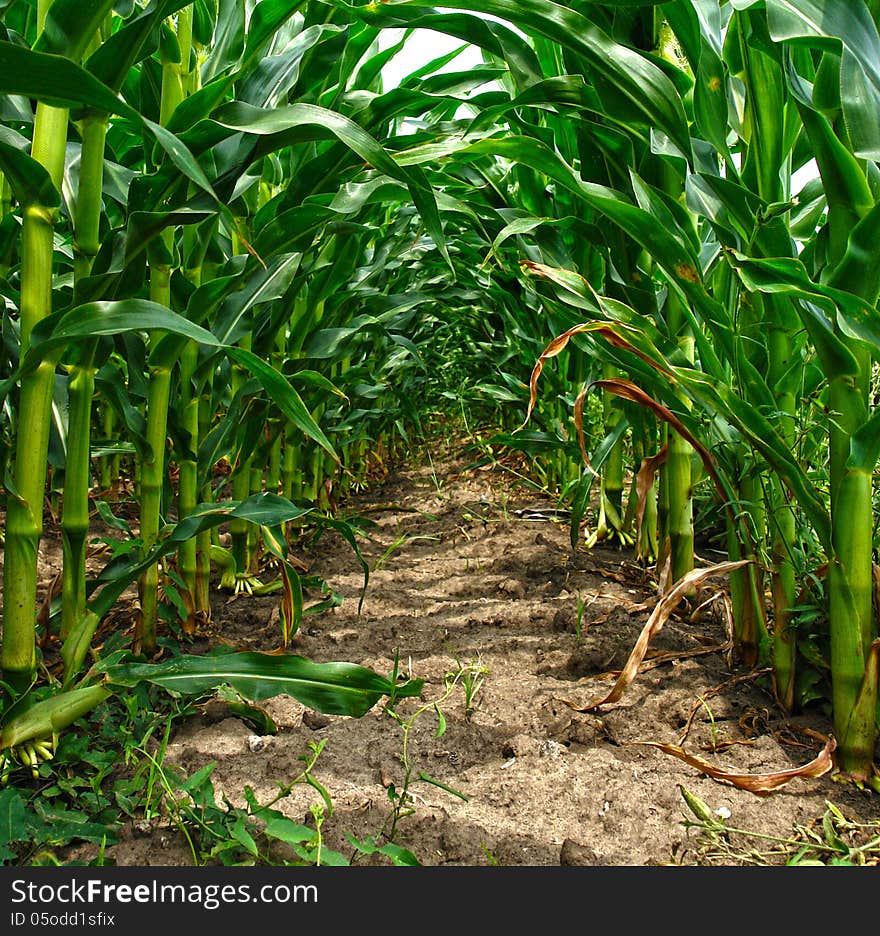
top-left (80, 446), bottom-right (878, 866)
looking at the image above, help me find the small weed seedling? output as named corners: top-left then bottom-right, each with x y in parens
top-left (679, 788), bottom-right (880, 866)
top-left (375, 654), bottom-right (473, 847)
top-left (696, 698), bottom-right (721, 753)
top-left (372, 533), bottom-right (441, 572)
top-left (134, 737), bottom-right (350, 866)
top-left (0, 685), bottom-right (195, 866)
top-left (444, 646), bottom-right (489, 720)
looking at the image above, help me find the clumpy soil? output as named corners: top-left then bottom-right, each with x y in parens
top-left (70, 444), bottom-right (879, 867)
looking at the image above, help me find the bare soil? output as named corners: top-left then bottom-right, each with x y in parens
top-left (63, 443), bottom-right (880, 867)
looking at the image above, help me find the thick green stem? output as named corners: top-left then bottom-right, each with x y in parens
top-left (1, 99), bottom-right (68, 690)
top-left (99, 404), bottom-right (118, 491)
top-left (196, 364), bottom-right (215, 607)
top-left (0, 171), bottom-right (10, 218)
top-left (769, 481), bottom-right (797, 705)
top-left (138, 360), bottom-right (172, 655)
top-left (136, 11), bottom-right (190, 651)
top-left (60, 113), bottom-right (109, 638)
top-left (59, 366), bottom-right (95, 639)
top-left (600, 362), bottom-right (625, 535)
top-left (177, 220), bottom-right (203, 604)
top-left (138, 237), bottom-right (174, 654)
top-left (282, 427), bottom-right (302, 502)
top-left (652, 148), bottom-right (694, 589)
top-left (666, 418), bottom-right (694, 587)
top-left (630, 425), bottom-right (658, 564)
top-left (726, 517), bottom-right (765, 668)
top-left (177, 340), bottom-right (200, 599)
top-left (665, 296), bottom-right (695, 589)
top-left (267, 423), bottom-right (282, 495)
top-left (247, 461), bottom-right (263, 571)
top-left (804, 105), bottom-right (879, 776)
top-left (72, 114), bottom-right (107, 286)
top-left (229, 333), bottom-right (252, 572)
top-left (0, 173), bottom-right (12, 278)
top-left (266, 337), bottom-right (285, 496)
top-left (765, 317), bottom-right (799, 711)
top-left (828, 351), bottom-right (875, 779)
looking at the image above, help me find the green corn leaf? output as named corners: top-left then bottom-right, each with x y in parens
top-left (839, 47), bottom-right (880, 160)
top-left (767, 0), bottom-right (880, 100)
top-left (210, 252), bottom-right (303, 345)
top-left (664, 1), bottom-right (731, 159)
top-left (569, 419), bottom-right (628, 549)
top-left (25, 301), bottom-right (219, 363)
top-left (793, 96), bottom-right (873, 221)
top-left (289, 369), bottom-right (348, 400)
top-left (236, 24), bottom-right (345, 109)
top-left (211, 101), bottom-right (449, 266)
top-left (201, 0), bottom-right (245, 82)
top-left (86, 0), bottom-right (193, 92)
top-left (848, 407), bottom-right (880, 474)
top-left (824, 199), bottom-right (880, 305)
top-left (165, 75), bottom-right (235, 133)
top-left (0, 41), bottom-right (140, 116)
top-left (34, 0), bottom-right (118, 63)
top-left (101, 650), bottom-right (423, 717)
top-left (143, 117), bottom-right (219, 201)
top-left (60, 613), bottom-right (101, 689)
top-left (728, 252), bottom-right (880, 355)
top-left (374, 0), bottom-right (692, 158)
top-left (240, 0), bottom-right (310, 76)
top-left (328, 1), bottom-right (543, 90)
top-left (0, 43), bottom-right (222, 211)
top-left (6, 300), bottom-right (338, 464)
top-left (0, 134), bottom-right (61, 207)
top-left (680, 372), bottom-right (831, 549)
top-left (124, 209), bottom-right (217, 267)
top-left (253, 203), bottom-right (337, 257)
top-left (87, 493), bottom-right (326, 625)
top-left (305, 316), bottom-right (387, 360)
top-left (227, 347), bottom-right (338, 461)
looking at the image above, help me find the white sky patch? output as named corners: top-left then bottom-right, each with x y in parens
top-left (378, 9), bottom-right (526, 90)
top-left (791, 158), bottom-right (819, 194)
top-left (379, 29), bottom-right (486, 89)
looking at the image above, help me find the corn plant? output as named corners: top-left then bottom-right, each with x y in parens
top-left (2, 0), bottom-right (879, 791)
top-left (0, 0), bottom-right (456, 769)
top-left (346, 0), bottom-right (880, 784)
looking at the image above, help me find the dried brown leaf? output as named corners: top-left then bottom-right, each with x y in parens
top-left (520, 322), bottom-right (595, 430)
top-left (572, 384), bottom-right (595, 471)
top-left (517, 318), bottom-right (674, 433)
top-left (591, 378), bottom-right (729, 508)
top-left (636, 733), bottom-right (836, 793)
top-left (563, 560), bottom-right (750, 712)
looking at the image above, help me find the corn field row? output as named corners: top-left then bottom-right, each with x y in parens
top-left (0, 0), bottom-right (878, 791)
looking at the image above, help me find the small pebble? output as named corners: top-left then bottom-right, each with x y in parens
top-left (560, 839), bottom-right (604, 866)
top-left (246, 734), bottom-right (267, 753)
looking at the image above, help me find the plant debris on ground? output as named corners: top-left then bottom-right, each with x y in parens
top-left (7, 441), bottom-right (876, 868)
